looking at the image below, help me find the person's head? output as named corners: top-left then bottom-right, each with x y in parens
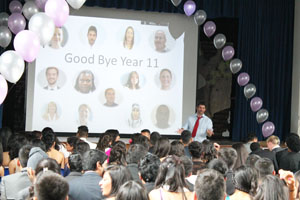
top-left (201, 140), bottom-right (217, 163)
top-left (131, 103), bottom-right (141, 121)
top-left (169, 141), bottom-right (185, 157)
top-left (105, 88), bottom-right (116, 105)
top-left (78, 105), bottom-right (91, 125)
top-left (153, 137), bottom-right (170, 158)
top-left (207, 158), bottom-right (228, 178)
top-left (41, 131), bottom-right (55, 152)
top-left (66, 136), bottom-right (80, 152)
top-left (77, 125), bottom-right (89, 138)
top-left (46, 102), bottom-right (57, 115)
top-left (126, 144), bottom-right (148, 164)
top-left (35, 158), bottom-right (61, 175)
top-left (179, 156), bottom-right (193, 177)
top-left (150, 131), bottom-right (161, 146)
top-left (138, 153), bottom-right (160, 183)
top-left (195, 169), bottom-right (226, 200)
top-left (232, 142), bottom-right (249, 170)
top-left (126, 71), bottom-right (139, 89)
top-left (45, 67), bottom-right (59, 86)
top-left (196, 103), bottom-right (206, 116)
top-left (18, 145), bottom-right (32, 168)
top-left (105, 129), bottom-right (120, 143)
top-left (250, 142), bottom-right (261, 152)
top-left (233, 166), bottom-right (258, 196)
top-left (131, 135), bottom-right (150, 151)
top-left (254, 175), bottom-right (289, 200)
top-left (141, 129), bottom-right (150, 140)
top-left (247, 133), bottom-right (258, 142)
top-left (0, 127), bottom-right (13, 152)
top-left (116, 180), bottom-right (148, 200)
top-left (155, 104), bottom-right (170, 129)
top-left (75, 70), bottom-right (95, 93)
top-left (99, 165), bottom-right (133, 198)
top-left (50, 27), bottom-right (63, 48)
top-left (155, 155), bottom-right (192, 192)
top-left (97, 133), bottom-right (112, 151)
top-left (217, 147), bottom-right (237, 170)
top-left (254, 158), bottom-right (275, 179)
top-left (188, 141), bottom-right (202, 159)
top-left (180, 130), bottom-right (193, 146)
top-left (159, 69), bottom-right (172, 90)
top-left (108, 143), bottom-right (127, 166)
top-left (266, 135), bottom-right (280, 151)
top-left (245, 154), bottom-right (260, 168)
top-left (154, 30), bottom-right (166, 52)
top-left (286, 135), bottom-right (300, 152)
top-left (87, 26), bottom-right (97, 46)
top-left (82, 149), bottom-right (107, 176)
top-left (123, 26), bottom-right (134, 49)
top-left (8, 133), bottom-right (28, 160)
top-left (73, 140), bottom-right (90, 157)
top-left (34, 171), bottom-right (69, 200)
top-left (69, 153), bottom-right (82, 173)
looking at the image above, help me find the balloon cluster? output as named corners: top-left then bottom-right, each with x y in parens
top-left (171, 0), bottom-right (275, 138)
top-left (0, 0), bottom-right (86, 105)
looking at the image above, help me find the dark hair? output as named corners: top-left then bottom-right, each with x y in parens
top-left (254, 175), bottom-right (288, 200)
top-left (138, 153), bottom-right (160, 183)
top-left (153, 137), bottom-right (170, 158)
top-left (207, 158), bottom-right (228, 178)
top-left (286, 135), bottom-right (300, 152)
top-left (126, 144), bottom-right (148, 164)
top-left (35, 158), bottom-right (61, 175)
top-left (169, 141), bottom-right (185, 157)
top-left (201, 140), bottom-right (217, 163)
top-left (18, 145), bottom-right (32, 168)
top-left (188, 141), bottom-right (202, 158)
top-left (105, 129), bottom-right (120, 144)
top-left (69, 153), bottom-right (82, 172)
top-left (218, 147), bottom-right (237, 169)
top-left (134, 135), bottom-right (150, 151)
top-left (195, 169), bottom-right (225, 200)
top-left (30, 139), bottom-right (47, 152)
top-left (155, 155), bottom-right (193, 194)
top-left (245, 154), bottom-right (261, 168)
top-left (104, 165), bottom-right (133, 197)
top-left (250, 142), bottom-right (261, 152)
top-left (254, 158), bottom-right (274, 179)
top-left (126, 71), bottom-right (140, 89)
top-left (116, 180), bottom-right (149, 200)
top-left (77, 126), bottom-right (89, 137)
top-left (181, 130), bottom-right (192, 145)
top-left (35, 171), bottom-right (69, 200)
top-left (109, 143), bottom-right (127, 166)
top-left (74, 140), bottom-right (90, 157)
top-left (8, 133), bottom-right (28, 160)
top-left (75, 70), bottom-right (96, 93)
top-left (179, 156), bottom-right (193, 177)
top-left (232, 143), bottom-right (249, 170)
top-left (247, 133), bottom-right (258, 142)
top-left (67, 136), bottom-right (80, 148)
top-left (0, 127), bottom-right (13, 151)
top-left (41, 131), bottom-right (55, 152)
top-left (82, 149), bottom-right (107, 171)
top-left (150, 132), bottom-right (161, 146)
top-left (97, 133), bottom-right (113, 151)
top-left (26, 131), bottom-right (42, 142)
top-left (141, 129), bottom-right (150, 134)
top-left (233, 166), bottom-right (258, 196)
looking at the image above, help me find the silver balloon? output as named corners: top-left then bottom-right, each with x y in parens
top-left (22, 1), bottom-right (39, 20)
top-left (194, 10), bottom-right (207, 26)
top-left (29, 12), bottom-right (55, 46)
top-left (244, 83), bottom-right (256, 99)
top-left (213, 33), bottom-right (226, 49)
top-left (171, 0), bottom-right (182, 6)
top-left (256, 109), bottom-right (269, 124)
top-left (0, 50), bottom-right (25, 83)
top-left (230, 58), bottom-right (243, 74)
top-left (0, 26), bottom-right (12, 48)
top-left (0, 12), bottom-right (9, 26)
top-left (66, 0), bottom-right (86, 9)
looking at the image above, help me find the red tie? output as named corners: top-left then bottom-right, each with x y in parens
top-left (192, 116), bottom-right (202, 138)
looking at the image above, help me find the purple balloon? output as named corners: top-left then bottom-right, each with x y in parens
top-left (237, 72), bottom-right (250, 86)
top-left (183, 0), bottom-right (196, 17)
top-left (9, 0), bottom-right (23, 13)
top-left (45, 0), bottom-right (69, 27)
top-left (222, 45), bottom-right (235, 61)
top-left (8, 13), bottom-right (26, 34)
top-left (35, 0), bottom-right (48, 11)
top-left (262, 121), bottom-right (275, 138)
top-left (203, 21), bottom-right (216, 37)
top-left (250, 97), bottom-right (263, 112)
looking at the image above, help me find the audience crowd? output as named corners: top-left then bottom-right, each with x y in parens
top-left (0, 126), bottom-right (299, 200)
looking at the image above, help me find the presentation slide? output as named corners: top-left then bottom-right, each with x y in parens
top-left (26, 14), bottom-right (185, 134)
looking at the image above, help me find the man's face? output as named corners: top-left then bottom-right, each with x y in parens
top-left (105, 89), bottom-right (115, 104)
top-left (154, 31), bottom-right (166, 52)
top-left (79, 106), bottom-right (89, 120)
top-left (160, 70), bottom-right (172, 89)
top-left (78, 73), bottom-right (93, 93)
top-left (156, 105), bottom-right (170, 124)
top-left (197, 105), bottom-right (206, 115)
top-left (88, 30), bottom-right (97, 46)
top-left (46, 68), bottom-right (58, 86)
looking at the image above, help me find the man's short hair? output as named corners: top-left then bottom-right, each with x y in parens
top-left (218, 147), bottom-right (237, 170)
top-left (74, 140), bottom-right (90, 157)
top-left (188, 141), bottom-right (202, 158)
top-left (88, 26), bottom-right (97, 35)
top-left (67, 136), bottom-right (80, 147)
top-left (169, 141), bottom-right (185, 157)
top-left (255, 158), bottom-right (274, 179)
top-left (126, 144), bottom-right (148, 164)
top-left (245, 154), bottom-right (261, 168)
top-left (247, 133), bottom-right (258, 142)
top-left (207, 158), bottom-right (228, 178)
top-left (138, 153), bottom-right (160, 183)
top-left (286, 135), bottom-right (300, 152)
top-left (82, 149), bottom-right (107, 171)
top-left (179, 156), bottom-right (193, 177)
top-left (196, 102), bottom-right (206, 107)
top-left (141, 129), bottom-right (150, 134)
top-left (266, 135), bottom-right (280, 145)
top-left (46, 66), bottom-right (59, 75)
top-left (195, 169), bottom-right (225, 200)
top-left (69, 153), bottom-right (82, 172)
top-left (34, 171), bottom-right (69, 200)
top-left (250, 142), bottom-right (261, 152)
top-left (77, 125), bottom-right (89, 137)
top-left (18, 145), bottom-right (32, 168)
top-left (181, 130), bottom-right (192, 145)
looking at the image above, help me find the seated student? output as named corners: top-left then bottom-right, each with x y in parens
top-left (73, 140), bottom-right (90, 157)
top-left (149, 132), bottom-right (161, 153)
top-left (254, 158), bottom-right (276, 180)
top-left (153, 137), bottom-right (170, 162)
top-left (188, 141), bottom-right (206, 175)
top-left (179, 156), bottom-right (195, 189)
top-left (8, 133), bottom-right (28, 174)
top-left (65, 154), bottom-right (82, 182)
top-left (76, 126), bottom-right (96, 149)
top-left (194, 169), bottom-right (226, 200)
top-left (108, 143), bottom-right (127, 166)
top-left (66, 136), bottom-right (80, 153)
top-left (138, 153), bottom-right (161, 193)
top-left (116, 181), bottom-right (148, 200)
top-left (141, 129), bottom-right (151, 140)
top-left (180, 130), bottom-right (193, 158)
top-left (169, 141), bottom-right (185, 157)
top-left (0, 127), bottom-right (13, 168)
top-left (207, 158), bottom-right (228, 179)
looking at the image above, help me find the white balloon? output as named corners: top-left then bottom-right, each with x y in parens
top-left (0, 50), bottom-right (25, 83)
top-left (66, 0), bottom-right (86, 9)
top-left (22, 1), bottom-right (39, 20)
top-left (29, 12), bottom-right (55, 46)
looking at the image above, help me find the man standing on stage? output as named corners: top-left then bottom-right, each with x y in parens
top-left (180, 103), bottom-right (213, 142)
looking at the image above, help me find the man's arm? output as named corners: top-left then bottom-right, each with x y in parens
top-left (206, 118), bottom-right (214, 137)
